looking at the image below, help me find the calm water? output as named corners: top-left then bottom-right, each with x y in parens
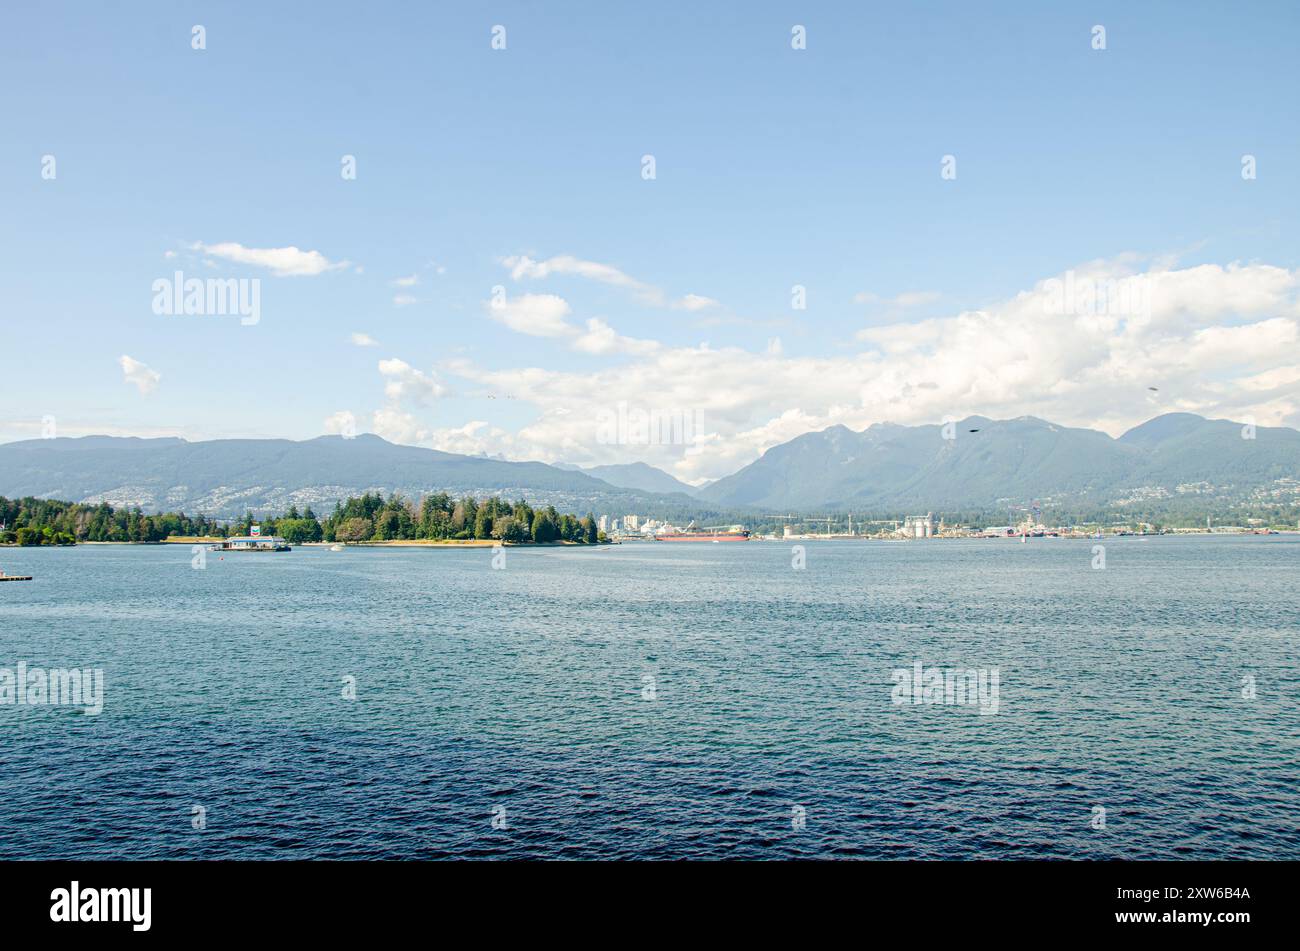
top-left (1, 535), bottom-right (1297, 860)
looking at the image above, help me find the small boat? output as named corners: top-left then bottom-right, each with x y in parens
top-left (329, 544), bottom-right (344, 552)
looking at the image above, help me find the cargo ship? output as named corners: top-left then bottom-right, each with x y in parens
top-left (654, 523), bottom-right (750, 542)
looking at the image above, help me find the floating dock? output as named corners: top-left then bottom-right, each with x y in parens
top-left (0, 575), bottom-right (33, 582)
top-left (210, 535), bottom-right (292, 552)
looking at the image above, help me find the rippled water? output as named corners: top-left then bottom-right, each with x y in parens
top-left (1, 535), bottom-right (1297, 859)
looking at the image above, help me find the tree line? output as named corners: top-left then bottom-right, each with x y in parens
top-left (0, 493), bottom-right (605, 546)
top-left (319, 492), bottom-right (602, 544)
top-left (0, 496), bottom-right (227, 545)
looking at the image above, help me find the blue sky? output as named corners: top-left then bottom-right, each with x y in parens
top-left (3, 2), bottom-right (1297, 481)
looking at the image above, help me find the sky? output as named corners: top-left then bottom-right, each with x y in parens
top-left (2, 1), bottom-right (1298, 484)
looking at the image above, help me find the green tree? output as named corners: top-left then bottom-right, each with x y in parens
top-left (335, 517), bottom-right (373, 543)
top-left (531, 510), bottom-right (557, 543)
top-left (278, 518), bottom-right (321, 545)
top-left (491, 515), bottom-right (527, 543)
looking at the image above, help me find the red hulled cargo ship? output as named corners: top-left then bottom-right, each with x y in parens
top-left (654, 523), bottom-right (750, 542)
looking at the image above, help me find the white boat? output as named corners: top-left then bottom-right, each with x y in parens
top-left (329, 544), bottom-right (344, 552)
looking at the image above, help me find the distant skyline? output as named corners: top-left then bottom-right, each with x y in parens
top-left (2, 2), bottom-right (1298, 484)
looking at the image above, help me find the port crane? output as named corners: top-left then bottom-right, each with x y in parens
top-left (763, 514), bottom-right (799, 534)
top-left (766, 514), bottom-right (841, 537)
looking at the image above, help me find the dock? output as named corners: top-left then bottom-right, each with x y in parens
top-left (0, 575), bottom-right (33, 582)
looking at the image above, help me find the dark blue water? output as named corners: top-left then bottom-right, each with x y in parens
top-left (1, 535), bottom-right (1297, 859)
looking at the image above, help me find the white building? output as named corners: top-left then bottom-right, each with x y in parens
top-left (903, 513), bottom-right (935, 538)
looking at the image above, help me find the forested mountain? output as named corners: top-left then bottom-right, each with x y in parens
top-left (0, 434), bottom-right (680, 518)
top-left (699, 414), bottom-right (1300, 512)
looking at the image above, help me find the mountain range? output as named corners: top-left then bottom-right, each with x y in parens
top-left (0, 413), bottom-right (1296, 518)
top-left (697, 413), bottom-right (1300, 513)
top-left (0, 434), bottom-right (697, 519)
top-left (553, 461), bottom-right (700, 496)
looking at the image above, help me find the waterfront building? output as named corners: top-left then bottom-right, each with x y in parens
top-left (220, 536), bottom-right (291, 551)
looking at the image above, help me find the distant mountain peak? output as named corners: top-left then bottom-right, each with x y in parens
top-left (575, 461), bottom-right (698, 497)
top-left (7, 434), bottom-right (187, 451)
top-left (1119, 412), bottom-right (1210, 445)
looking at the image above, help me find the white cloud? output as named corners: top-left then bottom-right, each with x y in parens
top-left (323, 410), bottom-right (358, 435)
top-left (572, 318), bottom-right (660, 356)
top-left (425, 420), bottom-right (512, 455)
top-left (391, 274), bottom-right (419, 287)
top-left (485, 295), bottom-right (662, 356)
top-left (363, 341), bottom-right (454, 445)
top-left (378, 358), bottom-right (444, 404)
top-left (502, 254), bottom-right (664, 304)
top-left (350, 333), bottom-right (379, 347)
top-left (673, 293), bottom-right (720, 311)
top-left (119, 355), bottom-right (160, 395)
top-left (191, 241), bottom-right (345, 277)
top-left (393, 294), bottom-right (418, 307)
top-left (371, 406), bottom-right (429, 445)
top-left (487, 293), bottom-right (576, 337)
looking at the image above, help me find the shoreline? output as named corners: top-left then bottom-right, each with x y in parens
top-left (4, 530), bottom-right (1293, 550)
top-left (302, 539), bottom-right (603, 548)
top-left (164, 537), bottom-right (604, 548)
